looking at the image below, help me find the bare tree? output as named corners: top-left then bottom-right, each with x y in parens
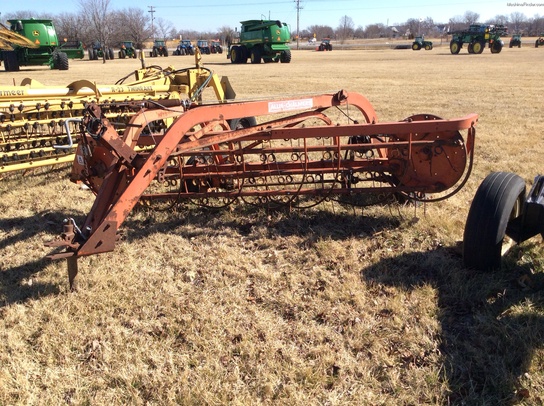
top-left (336, 15), bottom-right (354, 44)
top-left (155, 17), bottom-right (174, 40)
top-left (307, 25), bottom-right (334, 41)
top-left (487, 14), bottom-right (509, 26)
top-left (528, 15), bottom-right (544, 36)
top-left (364, 23), bottom-right (387, 39)
top-left (217, 25), bottom-right (236, 45)
top-left (464, 11), bottom-right (480, 26)
top-left (448, 15), bottom-right (466, 32)
top-left (509, 12), bottom-right (527, 33)
top-left (79, 0), bottom-right (114, 62)
top-left (405, 18), bottom-right (420, 38)
top-left (55, 13), bottom-right (88, 43)
top-left (111, 8), bottom-right (151, 48)
top-left (354, 25), bottom-right (365, 39)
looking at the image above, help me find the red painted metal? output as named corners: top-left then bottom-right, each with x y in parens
top-left (45, 90), bottom-right (478, 289)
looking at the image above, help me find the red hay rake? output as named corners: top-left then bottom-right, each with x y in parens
top-left (46, 90), bottom-right (478, 289)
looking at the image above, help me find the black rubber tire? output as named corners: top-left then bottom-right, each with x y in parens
top-left (463, 172), bottom-right (526, 271)
top-left (228, 116), bottom-right (257, 130)
top-left (230, 47), bottom-right (239, 64)
top-left (280, 49), bottom-right (291, 63)
top-left (108, 48), bottom-right (114, 59)
top-left (2, 51), bottom-right (20, 71)
top-left (241, 46), bottom-right (249, 63)
top-left (250, 47), bottom-right (261, 64)
top-left (119, 49), bottom-right (126, 59)
top-left (491, 41), bottom-right (503, 54)
top-left (412, 43), bottom-right (421, 50)
top-left (57, 52), bottom-right (69, 70)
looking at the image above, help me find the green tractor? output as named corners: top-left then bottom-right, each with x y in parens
top-left (449, 24), bottom-right (507, 54)
top-left (197, 40), bottom-right (211, 54)
top-left (317, 38), bottom-right (332, 51)
top-left (228, 19), bottom-right (291, 64)
top-left (88, 41), bottom-right (114, 60)
top-left (210, 40), bottom-right (223, 54)
top-left (509, 34), bottom-right (522, 48)
top-left (412, 35), bottom-right (433, 50)
top-left (0, 18), bottom-right (83, 71)
top-left (150, 39), bottom-right (168, 57)
top-left (118, 41), bottom-right (137, 58)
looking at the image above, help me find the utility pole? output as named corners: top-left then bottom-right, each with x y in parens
top-left (148, 6), bottom-right (156, 40)
top-left (294, 0), bottom-right (303, 50)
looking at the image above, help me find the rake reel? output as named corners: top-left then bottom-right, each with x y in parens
top-left (46, 90), bottom-right (478, 289)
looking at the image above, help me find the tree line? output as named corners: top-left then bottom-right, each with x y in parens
top-left (4, 2), bottom-right (544, 50)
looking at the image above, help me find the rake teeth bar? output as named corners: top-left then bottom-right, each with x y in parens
top-left (46, 90), bottom-right (478, 287)
top-left (0, 61), bottom-right (232, 175)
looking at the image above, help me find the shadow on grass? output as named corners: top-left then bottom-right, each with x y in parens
top-left (1, 200), bottom-right (402, 307)
top-left (5, 199), bottom-right (543, 402)
top-left (123, 202), bottom-right (403, 243)
top-left (0, 210), bottom-right (84, 306)
top-left (360, 244), bottom-right (544, 404)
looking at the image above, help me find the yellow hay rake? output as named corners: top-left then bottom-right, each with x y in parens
top-left (0, 50), bottom-right (234, 175)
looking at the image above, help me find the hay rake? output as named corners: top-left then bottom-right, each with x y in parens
top-left (0, 50), bottom-right (233, 175)
top-left (46, 89), bottom-right (478, 289)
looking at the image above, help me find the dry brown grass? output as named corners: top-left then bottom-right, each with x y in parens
top-left (1, 46), bottom-right (544, 405)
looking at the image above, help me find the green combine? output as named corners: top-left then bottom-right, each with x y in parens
top-left (0, 18), bottom-right (84, 71)
top-left (228, 19), bottom-right (291, 64)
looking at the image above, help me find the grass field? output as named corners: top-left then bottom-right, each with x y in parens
top-left (1, 45), bottom-right (544, 404)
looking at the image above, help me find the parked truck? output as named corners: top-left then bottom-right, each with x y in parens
top-left (0, 19), bottom-right (84, 71)
top-left (228, 19), bottom-right (291, 64)
top-left (449, 24), bottom-right (508, 54)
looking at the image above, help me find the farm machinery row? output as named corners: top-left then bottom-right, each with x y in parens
top-left (0, 50), bottom-right (235, 175)
top-left (41, 80), bottom-right (479, 288)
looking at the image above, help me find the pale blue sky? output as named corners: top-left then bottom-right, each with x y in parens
top-left (1, 0), bottom-right (540, 32)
